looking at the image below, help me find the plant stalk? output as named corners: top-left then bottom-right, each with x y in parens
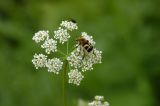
top-left (62, 60), bottom-right (68, 106)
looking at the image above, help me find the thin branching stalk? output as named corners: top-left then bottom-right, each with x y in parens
top-left (57, 50), bottom-right (67, 56)
top-left (62, 60), bottom-right (68, 106)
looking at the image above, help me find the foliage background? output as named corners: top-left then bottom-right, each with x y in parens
top-left (0, 0), bottom-right (160, 106)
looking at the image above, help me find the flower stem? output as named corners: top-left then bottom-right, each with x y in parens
top-left (67, 41), bottom-right (69, 54)
top-left (62, 60), bottom-right (68, 106)
top-left (57, 50), bottom-right (67, 56)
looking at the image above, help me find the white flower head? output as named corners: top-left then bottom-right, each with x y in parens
top-left (32, 20), bottom-right (103, 86)
top-left (88, 96), bottom-right (109, 106)
top-left (81, 49), bottom-right (102, 71)
top-left (46, 58), bottom-right (63, 74)
top-left (95, 96), bottom-right (104, 101)
top-left (92, 49), bottom-right (102, 64)
top-left (67, 47), bottom-right (83, 69)
top-left (81, 58), bottom-right (94, 71)
top-left (68, 69), bottom-right (84, 86)
top-left (41, 38), bottom-right (57, 54)
top-left (88, 101), bottom-right (102, 106)
top-left (54, 27), bottom-right (70, 44)
top-left (32, 54), bottom-right (47, 69)
top-left (60, 20), bottom-right (78, 31)
top-left (103, 102), bottom-right (109, 106)
top-left (81, 32), bottom-right (95, 46)
top-left (32, 30), bottom-right (49, 43)
top-left (67, 47), bottom-right (102, 72)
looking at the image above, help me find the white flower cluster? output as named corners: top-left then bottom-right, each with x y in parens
top-left (67, 47), bottom-right (83, 69)
top-left (32, 54), bottom-right (47, 69)
top-left (54, 20), bottom-right (78, 44)
top-left (67, 33), bottom-right (102, 70)
top-left (41, 38), bottom-right (57, 54)
top-left (54, 27), bottom-right (70, 44)
top-left (32, 30), bottom-right (49, 43)
top-left (32, 20), bottom-right (78, 75)
top-left (67, 32), bottom-right (102, 85)
top-left (32, 20), bottom-right (102, 86)
top-left (32, 54), bottom-right (63, 73)
top-left (81, 32), bottom-right (95, 46)
top-left (32, 30), bottom-right (57, 54)
top-left (81, 48), bottom-right (102, 72)
top-left (88, 96), bottom-right (109, 106)
top-left (46, 58), bottom-right (63, 74)
top-left (60, 20), bottom-right (78, 31)
top-left (68, 69), bottom-right (84, 86)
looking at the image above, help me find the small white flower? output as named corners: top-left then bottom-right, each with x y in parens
top-left (88, 96), bottom-right (109, 106)
top-left (60, 20), bottom-right (78, 31)
top-left (88, 102), bottom-right (95, 106)
top-left (88, 101), bottom-right (102, 106)
top-left (95, 96), bottom-right (104, 101)
top-left (67, 53), bottom-right (82, 68)
top-left (32, 54), bottom-right (47, 69)
top-left (46, 58), bottom-right (63, 74)
top-left (82, 49), bottom-right (102, 72)
top-left (68, 69), bottom-right (84, 86)
top-left (81, 32), bottom-right (95, 46)
top-left (32, 30), bottom-right (49, 43)
top-left (41, 38), bottom-right (57, 54)
top-left (54, 27), bottom-right (70, 44)
top-left (81, 54), bottom-right (95, 71)
top-left (92, 49), bottom-right (102, 64)
top-left (103, 102), bottom-right (109, 106)
top-left (67, 47), bottom-right (83, 69)
top-left (67, 47), bottom-right (102, 72)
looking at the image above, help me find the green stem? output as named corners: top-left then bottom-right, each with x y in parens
top-left (62, 60), bottom-right (68, 106)
top-left (57, 50), bottom-right (67, 56)
top-left (67, 41), bottom-right (69, 55)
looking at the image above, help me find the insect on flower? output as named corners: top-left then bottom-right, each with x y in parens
top-left (32, 20), bottom-right (102, 86)
top-left (76, 36), bottom-right (94, 53)
top-left (76, 34), bottom-right (95, 60)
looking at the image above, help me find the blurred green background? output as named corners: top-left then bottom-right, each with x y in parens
top-left (0, 0), bottom-right (160, 106)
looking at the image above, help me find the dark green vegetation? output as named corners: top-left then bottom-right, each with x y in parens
top-left (0, 0), bottom-right (160, 106)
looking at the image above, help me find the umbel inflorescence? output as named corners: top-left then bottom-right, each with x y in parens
top-left (88, 96), bottom-right (109, 106)
top-left (32, 20), bottom-right (102, 86)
